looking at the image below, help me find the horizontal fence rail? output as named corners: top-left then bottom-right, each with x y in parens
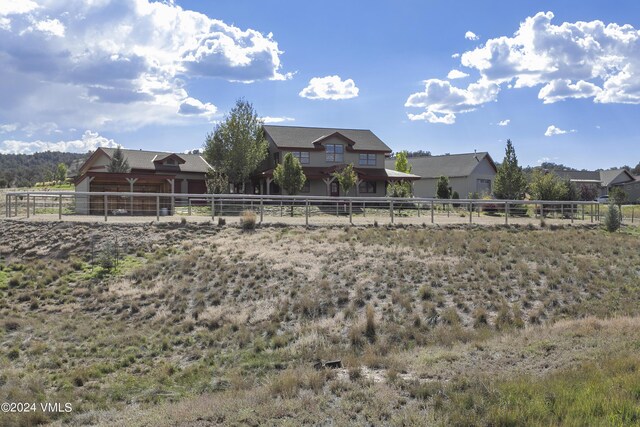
top-left (2, 191), bottom-right (637, 226)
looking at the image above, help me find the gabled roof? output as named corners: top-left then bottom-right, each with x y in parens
top-left (385, 152), bottom-right (496, 179)
top-left (82, 148), bottom-right (211, 175)
top-left (555, 169), bottom-right (635, 186)
top-left (263, 125), bottom-right (392, 152)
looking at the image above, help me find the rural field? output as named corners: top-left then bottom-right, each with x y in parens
top-left (1, 219), bottom-right (640, 426)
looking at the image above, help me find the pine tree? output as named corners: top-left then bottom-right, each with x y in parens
top-left (493, 139), bottom-right (527, 200)
top-left (436, 176), bottom-right (451, 199)
top-left (107, 147), bottom-right (130, 173)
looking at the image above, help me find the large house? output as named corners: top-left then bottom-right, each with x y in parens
top-left (73, 148), bottom-right (211, 214)
top-left (555, 169), bottom-right (636, 198)
top-left (386, 152), bottom-right (497, 198)
top-left (256, 125), bottom-right (420, 197)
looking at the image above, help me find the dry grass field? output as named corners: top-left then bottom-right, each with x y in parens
top-left (1, 220), bottom-right (639, 426)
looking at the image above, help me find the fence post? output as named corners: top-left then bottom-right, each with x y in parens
top-left (156, 196), bottom-right (160, 221)
top-left (632, 206), bottom-right (635, 223)
top-left (469, 202), bottom-right (473, 224)
top-left (561, 203), bottom-right (564, 219)
top-left (431, 200), bottom-right (434, 224)
top-left (260, 198), bottom-right (264, 224)
top-left (590, 204), bottom-right (593, 223)
top-left (104, 195), bottom-right (108, 222)
top-left (390, 200), bottom-right (394, 223)
top-left (363, 201), bottom-right (366, 217)
top-left (305, 199), bottom-right (309, 226)
top-left (188, 199), bottom-right (192, 216)
top-left (597, 204), bottom-right (600, 221)
top-left (211, 196), bottom-right (215, 220)
top-left (59, 194), bottom-right (62, 220)
top-left (582, 204), bottom-right (585, 221)
top-left (14, 195), bottom-right (17, 217)
top-left (26, 193), bottom-right (30, 218)
top-left (349, 200), bottom-right (353, 224)
top-left (505, 201), bottom-right (509, 225)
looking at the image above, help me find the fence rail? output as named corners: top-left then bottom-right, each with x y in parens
top-left (3, 191), bottom-right (637, 226)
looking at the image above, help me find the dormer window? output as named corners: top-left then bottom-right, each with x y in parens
top-left (326, 144), bottom-right (344, 162)
top-left (166, 159), bottom-right (175, 165)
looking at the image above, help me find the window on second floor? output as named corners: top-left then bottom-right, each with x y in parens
top-left (359, 153), bottom-right (376, 166)
top-left (291, 151), bottom-right (310, 164)
top-left (325, 144), bottom-right (344, 162)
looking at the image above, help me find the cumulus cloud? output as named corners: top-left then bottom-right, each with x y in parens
top-left (405, 78), bottom-right (500, 123)
top-left (299, 75), bottom-right (359, 100)
top-left (497, 119), bottom-right (510, 126)
top-left (261, 116), bottom-right (295, 123)
top-left (0, 130), bottom-right (118, 154)
top-left (0, 0), bottom-right (288, 133)
top-left (544, 125), bottom-right (575, 137)
top-left (465, 31), bottom-right (479, 40)
top-left (447, 69), bottom-right (469, 79)
top-left (407, 12), bottom-right (640, 123)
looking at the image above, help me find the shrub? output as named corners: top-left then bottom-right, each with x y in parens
top-left (604, 204), bottom-right (621, 232)
top-left (217, 217), bottom-right (226, 226)
top-left (365, 304), bottom-right (376, 343)
top-left (240, 210), bottom-right (257, 230)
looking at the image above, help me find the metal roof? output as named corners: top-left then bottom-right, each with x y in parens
top-left (385, 152), bottom-right (495, 179)
top-left (263, 125), bottom-right (392, 152)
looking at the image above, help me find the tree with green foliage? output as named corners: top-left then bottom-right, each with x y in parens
top-left (493, 139), bottom-right (527, 199)
top-left (203, 99), bottom-right (268, 193)
top-left (604, 203), bottom-right (621, 232)
top-left (107, 146), bottom-right (130, 173)
top-left (609, 187), bottom-right (627, 206)
top-left (332, 163), bottom-right (357, 196)
top-left (274, 152), bottom-right (307, 196)
top-left (528, 170), bottom-right (567, 200)
top-left (394, 151), bottom-right (412, 173)
top-left (578, 184), bottom-right (599, 201)
top-left (55, 163), bottom-right (67, 183)
top-left (205, 169), bottom-right (229, 194)
top-left (388, 150), bottom-right (413, 197)
top-left (436, 176), bottom-right (451, 199)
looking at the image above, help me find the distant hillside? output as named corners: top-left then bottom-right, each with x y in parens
top-left (0, 151), bottom-right (88, 188)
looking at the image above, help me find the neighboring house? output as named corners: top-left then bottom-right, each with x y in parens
top-left (385, 152), bottom-right (497, 198)
top-left (73, 148), bottom-right (211, 214)
top-left (555, 169), bottom-right (636, 198)
top-left (623, 175), bottom-right (640, 203)
top-left (257, 125), bottom-right (420, 197)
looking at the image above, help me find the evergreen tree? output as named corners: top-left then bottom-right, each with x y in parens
top-left (107, 147), bottom-right (130, 173)
top-left (436, 176), bottom-right (451, 199)
top-left (493, 139), bottom-right (527, 199)
top-left (203, 99), bottom-right (268, 193)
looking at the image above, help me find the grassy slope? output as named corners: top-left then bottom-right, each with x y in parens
top-left (0, 221), bottom-right (639, 426)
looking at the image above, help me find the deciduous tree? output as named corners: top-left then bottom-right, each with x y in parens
top-left (203, 99), bottom-right (268, 193)
top-left (332, 163), bottom-right (357, 196)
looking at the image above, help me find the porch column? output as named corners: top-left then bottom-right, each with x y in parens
top-left (355, 179), bottom-right (362, 197)
top-left (166, 178), bottom-right (175, 214)
top-left (323, 177), bottom-right (336, 196)
top-left (126, 178), bottom-right (138, 215)
top-left (266, 178), bottom-right (273, 195)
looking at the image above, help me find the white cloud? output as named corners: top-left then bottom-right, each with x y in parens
top-left (0, 0), bottom-right (288, 133)
top-left (451, 53), bottom-right (460, 59)
top-left (0, 123), bottom-right (18, 133)
top-left (0, 130), bottom-right (118, 154)
top-left (447, 69), bottom-right (469, 79)
top-left (544, 125), bottom-right (576, 137)
top-left (405, 78), bottom-right (500, 124)
top-left (0, 0), bottom-right (38, 16)
top-left (261, 116), bottom-right (295, 124)
top-left (465, 31), bottom-right (479, 41)
top-left (299, 75), bottom-right (359, 100)
top-left (497, 119), bottom-right (510, 126)
top-left (30, 18), bottom-right (65, 37)
top-left (408, 12), bottom-right (640, 124)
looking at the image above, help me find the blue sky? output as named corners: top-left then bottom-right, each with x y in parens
top-left (1, 0), bottom-right (639, 170)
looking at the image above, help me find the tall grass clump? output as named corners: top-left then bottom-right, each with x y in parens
top-left (604, 204), bottom-right (621, 232)
top-left (240, 210), bottom-right (257, 230)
